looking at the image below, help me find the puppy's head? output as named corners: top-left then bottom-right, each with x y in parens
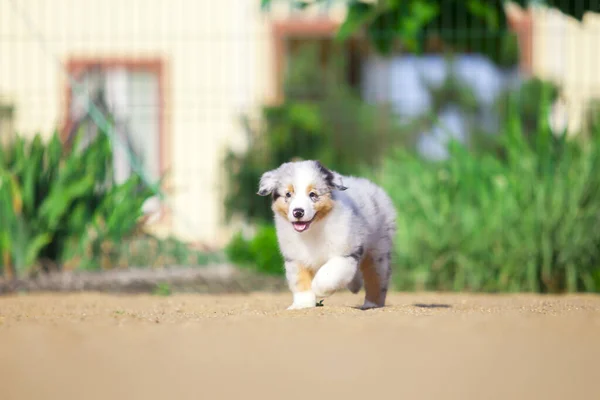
top-left (257, 160), bottom-right (347, 233)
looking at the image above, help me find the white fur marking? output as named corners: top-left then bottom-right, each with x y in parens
top-left (312, 256), bottom-right (358, 298)
top-left (287, 291), bottom-right (317, 310)
top-left (287, 168), bottom-right (318, 223)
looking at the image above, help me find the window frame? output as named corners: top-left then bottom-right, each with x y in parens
top-left (61, 57), bottom-right (171, 226)
top-left (272, 19), bottom-right (341, 104)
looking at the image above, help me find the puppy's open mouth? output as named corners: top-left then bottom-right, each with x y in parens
top-left (292, 220), bottom-right (313, 233)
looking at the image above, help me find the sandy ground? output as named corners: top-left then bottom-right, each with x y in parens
top-left (1, 292), bottom-right (600, 400)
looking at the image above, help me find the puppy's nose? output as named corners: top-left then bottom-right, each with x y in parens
top-left (293, 208), bottom-right (304, 219)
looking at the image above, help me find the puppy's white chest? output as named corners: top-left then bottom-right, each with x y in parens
top-left (290, 230), bottom-right (346, 269)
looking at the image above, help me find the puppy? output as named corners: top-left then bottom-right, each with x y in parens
top-left (257, 160), bottom-right (397, 310)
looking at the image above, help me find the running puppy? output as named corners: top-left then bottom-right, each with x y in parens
top-left (257, 160), bottom-right (397, 310)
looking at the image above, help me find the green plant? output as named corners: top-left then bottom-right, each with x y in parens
top-left (372, 84), bottom-right (600, 293)
top-left (496, 77), bottom-right (560, 136)
top-left (152, 283), bottom-right (172, 296)
top-left (225, 225), bottom-right (285, 276)
top-left (0, 127), bottom-right (158, 278)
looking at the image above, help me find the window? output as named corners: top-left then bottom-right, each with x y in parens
top-left (272, 20), bottom-right (365, 103)
top-left (65, 60), bottom-right (163, 186)
top-left (286, 36), bottom-right (363, 93)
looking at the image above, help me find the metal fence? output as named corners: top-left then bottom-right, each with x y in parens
top-left (2, 0), bottom-right (600, 293)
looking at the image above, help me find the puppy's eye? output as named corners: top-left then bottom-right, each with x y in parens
top-left (285, 192), bottom-right (292, 198)
top-left (309, 192), bottom-right (318, 201)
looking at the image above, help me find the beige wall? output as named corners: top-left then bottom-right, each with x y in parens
top-left (528, 4), bottom-right (600, 134)
top-left (0, 0), bottom-right (349, 247)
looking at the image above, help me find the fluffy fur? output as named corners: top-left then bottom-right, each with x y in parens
top-left (257, 160), bottom-right (397, 310)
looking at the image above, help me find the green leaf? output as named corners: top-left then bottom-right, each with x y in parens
top-left (336, 2), bottom-right (377, 42)
top-left (467, 0), bottom-right (499, 30)
top-left (399, 1), bottom-right (439, 47)
top-left (288, 103), bottom-right (322, 132)
top-left (23, 233), bottom-right (52, 272)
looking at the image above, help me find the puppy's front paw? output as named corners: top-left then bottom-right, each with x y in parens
top-left (312, 283), bottom-right (336, 298)
top-left (311, 272), bottom-right (338, 298)
top-left (287, 302), bottom-right (315, 310)
top-left (287, 291), bottom-right (316, 310)
top-left (311, 256), bottom-right (357, 298)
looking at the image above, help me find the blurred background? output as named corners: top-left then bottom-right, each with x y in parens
top-left (2, 0), bottom-right (600, 294)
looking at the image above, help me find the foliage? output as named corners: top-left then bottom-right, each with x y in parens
top-left (584, 99), bottom-right (600, 136)
top-left (225, 225), bottom-right (285, 276)
top-left (261, 0), bottom-right (600, 65)
top-left (467, 76), bottom-right (561, 157)
top-left (223, 44), bottom-right (412, 224)
top-left (495, 77), bottom-right (560, 136)
top-left (226, 75), bottom-right (600, 293)
top-left (371, 87), bottom-right (600, 293)
top-left (0, 128), bottom-right (159, 278)
top-left (409, 54), bottom-right (494, 154)
top-left (152, 283), bottom-right (172, 296)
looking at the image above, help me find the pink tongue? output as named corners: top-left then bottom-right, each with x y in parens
top-left (293, 222), bottom-right (308, 232)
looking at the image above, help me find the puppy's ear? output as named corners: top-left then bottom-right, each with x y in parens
top-left (257, 169), bottom-right (278, 196)
top-left (314, 160), bottom-right (348, 191)
top-left (330, 172), bottom-right (348, 191)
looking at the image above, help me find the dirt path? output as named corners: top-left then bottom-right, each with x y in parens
top-left (1, 292), bottom-right (599, 400)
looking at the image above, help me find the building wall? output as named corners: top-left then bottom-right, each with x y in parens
top-left (528, 5), bottom-right (600, 133)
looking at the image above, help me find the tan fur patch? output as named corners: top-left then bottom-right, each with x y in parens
top-left (272, 184), bottom-right (294, 219)
top-left (272, 197), bottom-right (289, 219)
top-left (313, 193), bottom-right (334, 222)
top-left (306, 184), bottom-right (315, 195)
top-left (360, 253), bottom-right (384, 306)
top-left (296, 266), bottom-right (315, 292)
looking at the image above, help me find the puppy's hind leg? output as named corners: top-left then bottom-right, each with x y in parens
top-left (359, 251), bottom-right (392, 310)
top-left (346, 268), bottom-right (363, 294)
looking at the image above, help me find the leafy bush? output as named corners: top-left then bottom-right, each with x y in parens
top-left (495, 77), bottom-right (560, 139)
top-left (374, 88), bottom-right (600, 293)
top-left (0, 128), bottom-right (159, 278)
top-left (225, 225), bottom-right (284, 276)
